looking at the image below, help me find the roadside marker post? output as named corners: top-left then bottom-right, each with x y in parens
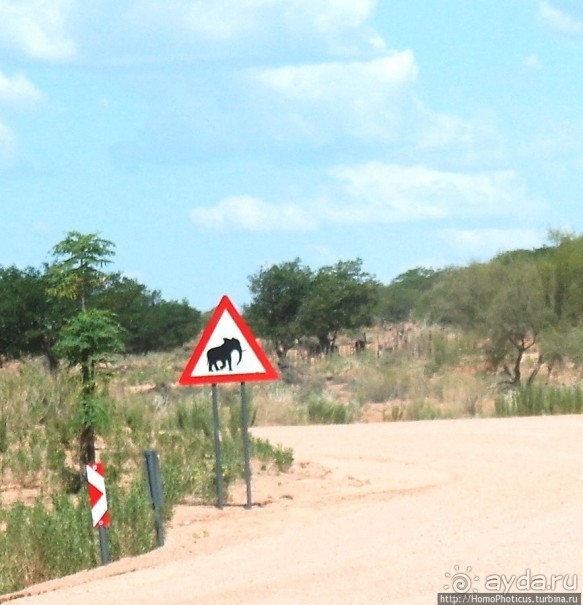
top-left (179, 295), bottom-right (279, 509)
top-left (144, 450), bottom-right (165, 547)
top-left (86, 462), bottom-right (110, 565)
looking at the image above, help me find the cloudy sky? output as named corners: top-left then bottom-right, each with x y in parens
top-left (1, 1), bottom-right (582, 311)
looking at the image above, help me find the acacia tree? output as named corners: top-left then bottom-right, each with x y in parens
top-left (248, 258), bottom-right (379, 356)
top-left (424, 257), bottom-right (554, 386)
top-left (49, 232), bottom-right (124, 465)
top-left (245, 259), bottom-right (313, 360)
top-left (484, 260), bottom-right (553, 385)
top-left (297, 259), bottom-right (380, 353)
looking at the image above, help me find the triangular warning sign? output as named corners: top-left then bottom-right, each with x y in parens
top-left (179, 295), bottom-right (279, 386)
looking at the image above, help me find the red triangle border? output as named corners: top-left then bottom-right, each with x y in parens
top-left (179, 295), bottom-right (279, 386)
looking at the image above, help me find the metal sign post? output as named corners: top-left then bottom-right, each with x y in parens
top-left (144, 450), bottom-right (165, 547)
top-left (240, 382), bottom-right (253, 509)
top-left (211, 384), bottom-right (225, 509)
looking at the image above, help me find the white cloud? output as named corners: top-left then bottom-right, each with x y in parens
top-left (0, 72), bottom-right (43, 107)
top-left (249, 53), bottom-right (501, 158)
top-left (539, 1), bottom-right (583, 36)
top-left (324, 163), bottom-right (543, 223)
top-left (251, 53), bottom-right (418, 144)
top-left (190, 195), bottom-right (315, 231)
top-left (0, 0), bottom-right (383, 67)
top-left (0, 0), bottom-right (76, 61)
top-left (191, 163), bottom-right (545, 232)
top-left (121, 0), bottom-right (381, 59)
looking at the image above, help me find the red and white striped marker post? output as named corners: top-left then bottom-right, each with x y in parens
top-left (86, 462), bottom-right (110, 564)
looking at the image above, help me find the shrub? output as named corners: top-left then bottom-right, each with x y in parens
top-left (307, 397), bottom-right (353, 424)
top-left (252, 437), bottom-right (294, 472)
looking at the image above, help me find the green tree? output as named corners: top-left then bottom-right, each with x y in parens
top-left (378, 267), bottom-right (442, 322)
top-left (297, 259), bottom-right (380, 353)
top-left (48, 232), bottom-right (124, 465)
top-left (245, 259), bottom-right (313, 359)
top-left (0, 266), bottom-right (47, 359)
top-left (484, 259), bottom-right (553, 385)
top-left (424, 258), bottom-right (554, 385)
top-left (423, 263), bottom-right (497, 328)
top-left (48, 231), bottom-right (115, 311)
top-left (540, 232), bottom-right (583, 322)
top-left (54, 309), bottom-right (125, 464)
top-left (92, 275), bottom-right (201, 353)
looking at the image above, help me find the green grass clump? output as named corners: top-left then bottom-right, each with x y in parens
top-left (307, 397), bottom-right (353, 424)
top-left (494, 385), bottom-right (583, 417)
top-left (252, 437), bottom-right (294, 472)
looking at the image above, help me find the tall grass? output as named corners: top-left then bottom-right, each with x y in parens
top-left (307, 396), bottom-right (354, 424)
top-left (494, 385), bottom-right (583, 417)
top-left (0, 359), bottom-right (293, 594)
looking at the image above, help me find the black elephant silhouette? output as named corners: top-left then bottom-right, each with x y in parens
top-left (207, 337), bottom-right (243, 372)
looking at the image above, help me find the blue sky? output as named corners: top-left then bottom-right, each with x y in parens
top-left (1, 1), bottom-right (582, 311)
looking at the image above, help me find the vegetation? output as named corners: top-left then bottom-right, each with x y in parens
top-left (379, 232), bottom-right (583, 387)
top-left (49, 233), bottom-right (126, 466)
top-left (0, 359), bottom-right (292, 594)
top-left (5, 229), bottom-right (583, 595)
top-left (0, 232), bottom-right (202, 365)
top-left (246, 258), bottom-right (380, 356)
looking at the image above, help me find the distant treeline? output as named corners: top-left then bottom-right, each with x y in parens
top-left (377, 231), bottom-right (583, 385)
top-left (5, 230), bottom-right (583, 387)
top-left (0, 241), bottom-right (201, 364)
top-left (245, 231), bottom-right (583, 387)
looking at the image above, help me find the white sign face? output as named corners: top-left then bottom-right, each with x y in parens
top-left (179, 295), bottom-right (279, 386)
top-left (189, 311), bottom-right (268, 377)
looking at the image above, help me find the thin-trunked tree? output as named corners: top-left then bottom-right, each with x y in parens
top-left (49, 232), bottom-right (124, 466)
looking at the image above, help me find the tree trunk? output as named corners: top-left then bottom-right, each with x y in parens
top-left (80, 424), bottom-right (96, 466)
top-left (79, 358), bottom-right (97, 466)
top-left (512, 346), bottom-right (523, 385)
top-left (527, 354), bottom-right (544, 387)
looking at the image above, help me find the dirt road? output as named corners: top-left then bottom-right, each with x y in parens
top-left (6, 416), bottom-right (583, 604)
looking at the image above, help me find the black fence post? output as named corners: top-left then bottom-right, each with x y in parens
top-left (144, 450), bottom-right (165, 547)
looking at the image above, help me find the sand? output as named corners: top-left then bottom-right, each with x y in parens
top-left (3, 415), bottom-right (582, 604)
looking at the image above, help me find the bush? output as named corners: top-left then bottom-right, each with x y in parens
top-left (252, 437), bottom-right (294, 472)
top-left (307, 397), bottom-right (353, 424)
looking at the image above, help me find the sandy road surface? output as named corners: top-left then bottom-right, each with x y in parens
top-left (4, 416), bottom-right (583, 604)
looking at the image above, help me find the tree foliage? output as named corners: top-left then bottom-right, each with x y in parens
top-left (48, 231), bottom-right (115, 311)
top-left (48, 233), bottom-right (125, 465)
top-left (92, 275), bottom-right (201, 354)
top-left (0, 239), bottom-right (201, 362)
top-left (0, 266), bottom-right (50, 360)
top-left (0, 231), bottom-right (202, 465)
top-left (246, 258), bottom-right (380, 356)
top-left (245, 259), bottom-right (313, 359)
top-left (298, 260), bottom-right (380, 352)
top-left (377, 267), bottom-right (442, 322)
top-left (417, 239), bottom-right (582, 385)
